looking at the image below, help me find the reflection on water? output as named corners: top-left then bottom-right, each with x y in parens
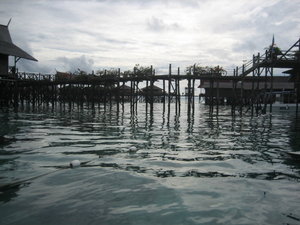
top-left (0, 101), bottom-right (300, 225)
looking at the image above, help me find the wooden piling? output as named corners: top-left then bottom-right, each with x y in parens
top-left (240, 64), bottom-right (245, 114)
top-left (168, 64), bottom-right (171, 103)
top-left (251, 54), bottom-right (255, 116)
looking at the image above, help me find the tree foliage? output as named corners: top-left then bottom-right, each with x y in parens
top-left (186, 64), bottom-right (226, 76)
top-left (95, 68), bottom-right (119, 77)
top-left (120, 64), bottom-right (155, 78)
top-left (133, 64), bottom-right (154, 77)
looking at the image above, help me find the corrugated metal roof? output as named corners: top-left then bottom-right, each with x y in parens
top-left (0, 25), bottom-right (37, 61)
top-left (199, 76), bottom-right (294, 90)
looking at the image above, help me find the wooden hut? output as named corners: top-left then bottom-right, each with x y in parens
top-left (199, 76), bottom-right (294, 105)
top-left (0, 23), bottom-right (37, 77)
top-left (117, 84), bottom-right (132, 96)
top-left (140, 85), bottom-right (165, 96)
top-left (139, 85), bottom-right (165, 102)
top-left (55, 71), bottom-right (75, 81)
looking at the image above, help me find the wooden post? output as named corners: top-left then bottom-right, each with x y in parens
top-left (117, 68), bottom-right (120, 111)
top-left (216, 77), bottom-right (219, 116)
top-left (135, 81), bottom-right (138, 111)
top-left (297, 39), bottom-right (300, 114)
top-left (263, 53), bottom-right (268, 114)
top-left (168, 64), bottom-right (171, 103)
top-left (168, 64), bottom-right (171, 117)
top-left (256, 53), bottom-right (261, 115)
top-left (251, 54), bottom-right (255, 116)
top-left (177, 67), bottom-right (181, 113)
top-left (176, 67), bottom-right (179, 97)
top-left (240, 64), bottom-right (245, 113)
top-left (192, 77), bottom-right (195, 112)
top-left (150, 67), bottom-right (154, 104)
top-left (296, 71), bottom-right (299, 114)
top-left (192, 64), bottom-right (195, 112)
top-left (163, 79), bottom-right (165, 104)
top-left (188, 67), bottom-right (192, 113)
top-left (270, 65), bottom-right (274, 113)
top-left (122, 81), bottom-right (125, 104)
top-left (131, 69), bottom-right (134, 110)
top-left (209, 79), bottom-right (214, 113)
top-left (149, 65), bottom-right (153, 103)
top-left (13, 79), bottom-right (19, 109)
top-left (146, 74), bottom-right (149, 104)
top-left (234, 67), bottom-right (239, 111)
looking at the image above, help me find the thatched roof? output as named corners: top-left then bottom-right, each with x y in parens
top-left (0, 24), bottom-right (37, 61)
top-left (141, 85), bottom-right (164, 92)
top-left (140, 85), bottom-right (165, 96)
top-left (118, 84), bottom-right (131, 90)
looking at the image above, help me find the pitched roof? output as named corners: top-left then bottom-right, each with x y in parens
top-left (118, 84), bottom-right (131, 90)
top-left (141, 85), bottom-right (164, 91)
top-left (0, 24), bottom-right (37, 61)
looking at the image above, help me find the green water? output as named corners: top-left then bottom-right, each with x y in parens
top-left (0, 101), bottom-right (300, 225)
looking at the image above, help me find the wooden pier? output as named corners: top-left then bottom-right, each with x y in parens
top-left (1, 27), bottom-right (299, 115)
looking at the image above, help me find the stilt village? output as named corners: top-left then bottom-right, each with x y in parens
top-left (0, 23), bottom-right (299, 115)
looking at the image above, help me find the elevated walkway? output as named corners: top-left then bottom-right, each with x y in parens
top-left (234, 38), bottom-right (300, 77)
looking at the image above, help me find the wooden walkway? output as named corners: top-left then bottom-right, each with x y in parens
top-left (1, 37), bottom-right (299, 115)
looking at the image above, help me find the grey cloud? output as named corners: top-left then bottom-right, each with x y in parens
top-left (79, 29), bottom-right (134, 45)
top-left (17, 59), bottom-right (52, 74)
top-left (93, 0), bottom-right (200, 8)
top-left (232, 39), bottom-right (262, 53)
top-left (1, 0), bottom-right (299, 75)
top-left (147, 17), bottom-right (165, 31)
top-left (147, 16), bottom-right (181, 32)
top-left (56, 55), bottom-right (95, 73)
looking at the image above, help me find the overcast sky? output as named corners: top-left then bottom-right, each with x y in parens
top-left (0, 0), bottom-right (299, 75)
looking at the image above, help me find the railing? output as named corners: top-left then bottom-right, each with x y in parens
top-left (5, 70), bottom-right (225, 83)
top-left (234, 38), bottom-right (300, 77)
top-left (17, 72), bottom-right (54, 81)
top-left (234, 52), bottom-right (268, 77)
top-left (234, 49), bottom-right (298, 77)
top-left (278, 38), bottom-right (300, 60)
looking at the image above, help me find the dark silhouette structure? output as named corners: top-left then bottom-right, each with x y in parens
top-left (0, 23), bottom-right (37, 76)
top-left (0, 23), bottom-right (299, 115)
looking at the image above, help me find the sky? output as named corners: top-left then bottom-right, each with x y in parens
top-left (0, 0), bottom-right (300, 76)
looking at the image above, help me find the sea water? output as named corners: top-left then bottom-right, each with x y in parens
top-left (0, 101), bottom-right (300, 225)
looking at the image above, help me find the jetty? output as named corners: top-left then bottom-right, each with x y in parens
top-left (0, 23), bottom-right (300, 115)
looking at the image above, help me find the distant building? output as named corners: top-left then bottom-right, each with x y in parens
top-left (140, 85), bottom-right (165, 96)
top-left (0, 23), bottom-right (37, 76)
top-left (55, 71), bottom-right (74, 81)
top-left (199, 76), bottom-right (294, 105)
top-left (117, 84), bottom-right (132, 96)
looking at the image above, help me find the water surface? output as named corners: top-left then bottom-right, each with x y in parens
top-left (0, 101), bottom-right (300, 225)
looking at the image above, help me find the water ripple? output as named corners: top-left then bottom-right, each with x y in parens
top-left (1, 103), bottom-right (300, 224)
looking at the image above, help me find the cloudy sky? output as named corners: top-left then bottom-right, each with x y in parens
top-left (0, 0), bottom-right (299, 75)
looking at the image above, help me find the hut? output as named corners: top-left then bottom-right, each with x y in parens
top-left (55, 71), bottom-right (75, 81)
top-left (199, 76), bottom-right (295, 105)
top-left (140, 84), bottom-right (165, 102)
top-left (0, 23), bottom-right (37, 77)
top-left (117, 84), bottom-right (132, 96)
top-left (140, 85), bottom-right (165, 96)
